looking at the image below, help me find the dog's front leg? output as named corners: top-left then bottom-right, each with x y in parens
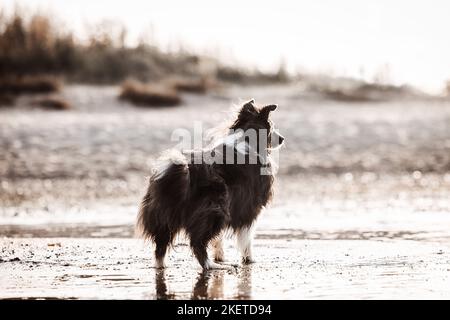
top-left (211, 234), bottom-right (225, 262)
top-left (237, 226), bottom-right (254, 264)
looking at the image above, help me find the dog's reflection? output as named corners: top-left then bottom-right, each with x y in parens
top-left (191, 271), bottom-right (220, 299)
top-left (235, 266), bottom-right (252, 299)
top-left (155, 265), bottom-right (253, 299)
top-left (155, 269), bottom-right (176, 300)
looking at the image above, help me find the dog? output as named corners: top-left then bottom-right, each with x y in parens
top-left (137, 99), bottom-right (284, 270)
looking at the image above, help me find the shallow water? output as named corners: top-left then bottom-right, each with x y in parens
top-left (1, 84), bottom-right (450, 299)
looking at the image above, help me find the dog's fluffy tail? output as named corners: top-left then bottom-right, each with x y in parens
top-left (137, 150), bottom-right (190, 241)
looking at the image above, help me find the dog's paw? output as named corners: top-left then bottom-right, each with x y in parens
top-left (204, 260), bottom-right (236, 271)
top-left (213, 247), bottom-right (225, 262)
top-left (218, 261), bottom-right (239, 268)
top-left (241, 256), bottom-right (255, 265)
top-left (213, 254), bottom-right (225, 263)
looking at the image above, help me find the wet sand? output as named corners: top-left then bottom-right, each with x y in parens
top-left (1, 84), bottom-right (450, 299)
top-left (1, 178), bottom-right (450, 300)
top-left (1, 237), bottom-right (450, 299)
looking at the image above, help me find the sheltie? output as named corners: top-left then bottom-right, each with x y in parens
top-left (137, 99), bottom-right (284, 270)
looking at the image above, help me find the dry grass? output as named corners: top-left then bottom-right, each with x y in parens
top-left (0, 11), bottom-right (202, 83)
top-left (31, 96), bottom-right (71, 110)
top-left (119, 80), bottom-right (181, 107)
top-left (0, 75), bottom-right (61, 95)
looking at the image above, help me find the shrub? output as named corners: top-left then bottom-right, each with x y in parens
top-left (119, 79), bottom-right (181, 107)
top-left (0, 75), bottom-right (61, 95)
top-left (31, 96), bottom-right (71, 110)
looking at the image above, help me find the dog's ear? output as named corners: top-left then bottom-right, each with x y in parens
top-left (239, 99), bottom-right (258, 118)
top-left (260, 104), bottom-right (277, 119)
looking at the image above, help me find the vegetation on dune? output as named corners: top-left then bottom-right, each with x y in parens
top-left (0, 9), bottom-right (293, 110)
top-left (216, 64), bottom-right (290, 85)
top-left (1, 9), bottom-right (430, 105)
top-left (302, 75), bottom-right (429, 102)
top-left (0, 10), bottom-right (291, 86)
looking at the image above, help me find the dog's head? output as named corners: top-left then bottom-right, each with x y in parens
top-left (230, 99), bottom-right (284, 150)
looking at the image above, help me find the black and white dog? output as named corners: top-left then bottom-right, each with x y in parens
top-left (137, 99), bottom-right (284, 270)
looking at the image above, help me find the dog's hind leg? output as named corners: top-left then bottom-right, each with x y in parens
top-left (190, 228), bottom-right (232, 270)
top-left (237, 226), bottom-right (254, 264)
top-left (154, 229), bottom-right (172, 269)
top-left (188, 208), bottom-right (233, 270)
top-left (187, 178), bottom-right (235, 270)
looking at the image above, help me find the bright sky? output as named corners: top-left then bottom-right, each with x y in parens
top-left (3, 0), bottom-right (450, 93)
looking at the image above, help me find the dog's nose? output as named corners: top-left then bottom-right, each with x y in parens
top-left (272, 130), bottom-right (284, 147)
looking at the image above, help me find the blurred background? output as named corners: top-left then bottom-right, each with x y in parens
top-left (1, 0), bottom-right (450, 249)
